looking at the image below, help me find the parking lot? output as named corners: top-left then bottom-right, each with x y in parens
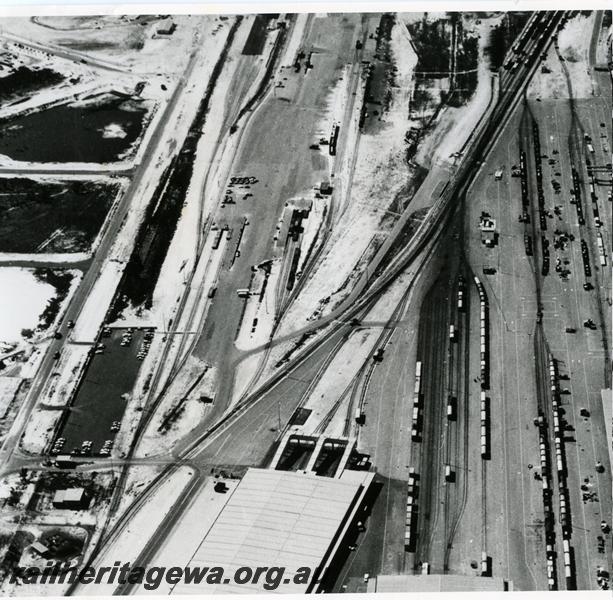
top-left (53, 328), bottom-right (153, 456)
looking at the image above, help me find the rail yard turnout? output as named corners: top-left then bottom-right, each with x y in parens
top-left (0, 7), bottom-right (610, 596)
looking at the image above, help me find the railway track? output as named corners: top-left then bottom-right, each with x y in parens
top-left (74, 12), bottom-right (569, 580)
top-left (238, 36), bottom-right (369, 401)
top-left (520, 97), bottom-right (569, 590)
top-left (314, 236), bottom-right (438, 438)
top-left (443, 263), bottom-right (472, 572)
top-left (413, 265), bottom-right (452, 569)
top-left (180, 13), bottom-right (568, 463)
top-left (555, 41), bottom-right (611, 387)
top-left (409, 206), bottom-right (475, 575)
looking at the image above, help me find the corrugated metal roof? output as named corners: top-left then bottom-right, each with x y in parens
top-left (170, 468), bottom-right (365, 595)
top-left (371, 574), bottom-right (508, 592)
top-left (52, 488), bottom-right (85, 504)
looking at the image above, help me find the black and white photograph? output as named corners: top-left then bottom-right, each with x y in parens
top-left (0, 3), bottom-right (610, 595)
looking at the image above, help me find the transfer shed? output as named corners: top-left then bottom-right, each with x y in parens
top-left (170, 467), bottom-right (373, 594)
top-left (368, 574), bottom-right (512, 592)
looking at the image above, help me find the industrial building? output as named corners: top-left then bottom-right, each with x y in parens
top-left (368, 574), bottom-right (512, 592)
top-left (52, 488), bottom-right (89, 510)
top-left (169, 468), bottom-right (374, 594)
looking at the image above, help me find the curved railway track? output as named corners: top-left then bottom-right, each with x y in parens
top-left (68, 12), bottom-right (569, 581)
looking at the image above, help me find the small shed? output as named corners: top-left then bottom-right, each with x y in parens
top-left (30, 541), bottom-right (51, 558)
top-left (320, 181), bottom-right (333, 196)
top-left (156, 18), bottom-right (176, 35)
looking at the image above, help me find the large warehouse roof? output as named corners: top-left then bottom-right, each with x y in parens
top-left (369, 574), bottom-right (511, 592)
top-left (170, 468), bottom-right (371, 594)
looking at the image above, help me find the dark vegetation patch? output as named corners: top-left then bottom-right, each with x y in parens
top-left (405, 14), bottom-right (481, 164)
top-left (61, 40), bottom-right (117, 51)
top-left (108, 18), bottom-right (243, 317)
top-left (0, 93), bottom-right (149, 163)
top-left (61, 33), bottom-right (145, 52)
top-left (233, 18), bottom-right (286, 127)
top-left (0, 66), bottom-right (64, 104)
top-left (0, 178), bottom-right (118, 253)
top-left (33, 269), bottom-right (74, 331)
top-left (373, 207), bottom-right (430, 276)
top-left (408, 15), bottom-right (452, 74)
top-left (107, 158), bottom-right (182, 314)
top-left (242, 14), bottom-right (274, 55)
top-left (447, 33), bottom-right (479, 107)
top-left (34, 14), bottom-right (153, 31)
top-left (38, 528), bottom-right (86, 561)
top-left (0, 530), bottom-right (34, 577)
top-left (485, 12), bottom-right (531, 70)
top-left (407, 15), bottom-right (452, 121)
top-left (408, 14), bottom-right (480, 114)
top-left (388, 164), bottom-right (429, 212)
top-left (274, 331), bottom-right (316, 368)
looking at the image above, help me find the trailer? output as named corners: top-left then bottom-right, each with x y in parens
top-left (212, 229), bottom-right (224, 250)
top-left (329, 124), bottom-right (340, 156)
top-left (447, 396), bottom-right (456, 421)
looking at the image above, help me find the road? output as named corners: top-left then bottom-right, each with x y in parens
top-left (17, 11), bottom-right (600, 594)
top-left (163, 11), bottom-right (567, 470)
top-left (139, 13), bottom-right (375, 457)
top-left (0, 27), bottom-right (217, 469)
top-left (0, 166), bottom-right (133, 176)
top-left (0, 30), bottom-right (134, 74)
